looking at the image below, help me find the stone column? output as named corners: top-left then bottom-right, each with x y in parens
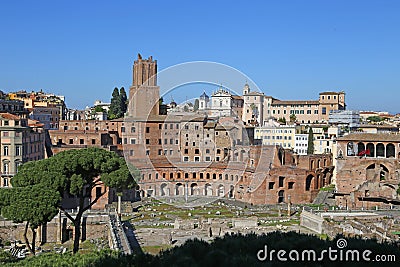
top-left (57, 210), bottom-right (62, 243)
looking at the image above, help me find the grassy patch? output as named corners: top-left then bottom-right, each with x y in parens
top-left (319, 233), bottom-right (328, 240)
top-left (142, 244), bottom-right (172, 255)
top-left (319, 184), bottom-right (335, 191)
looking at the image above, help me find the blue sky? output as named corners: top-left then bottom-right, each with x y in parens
top-left (0, 1), bottom-right (399, 113)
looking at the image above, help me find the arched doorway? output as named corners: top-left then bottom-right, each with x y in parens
top-left (190, 183), bottom-right (199, 195)
top-left (217, 184), bottom-right (225, 197)
top-left (205, 183), bottom-right (212, 196)
top-left (175, 183), bottom-right (184, 196)
top-left (160, 183), bottom-right (169, 196)
top-left (229, 185), bottom-right (234, 198)
top-left (305, 175), bottom-right (314, 191)
top-left (366, 164), bottom-right (375, 180)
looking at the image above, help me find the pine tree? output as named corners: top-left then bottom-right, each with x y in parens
top-left (307, 127), bottom-right (315, 154)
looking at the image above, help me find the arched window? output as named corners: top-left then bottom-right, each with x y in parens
top-left (3, 161), bottom-right (9, 174)
top-left (357, 142), bottom-right (365, 155)
top-left (347, 142), bottom-right (355, 156)
top-left (386, 143), bottom-right (395, 158)
top-left (376, 143), bottom-right (385, 157)
top-left (380, 164), bottom-right (389, 181)
top-left (366, 143), bottom-right (375, 157)
top-left (15, 161), bottom-right (22, 173)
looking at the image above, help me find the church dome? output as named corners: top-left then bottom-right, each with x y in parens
top-left (200, 91), bottom-right (209, 100)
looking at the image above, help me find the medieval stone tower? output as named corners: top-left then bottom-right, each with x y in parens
top-left (128, 54), bottom-right (160, 118)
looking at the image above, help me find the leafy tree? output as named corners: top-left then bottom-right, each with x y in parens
top-left (12, 148), bottom-right (138, 254)
top-left (0, 185), bottom-right (60, 254)
top-left (193, 99), bottom-right (199, 111)
top-left (108, 87), bottom-right (122, 119)
top-left (278, 117), bottom-right (286, 124)
top-left (93, 106), bottom-right (105, 113)
top-left (289, 113), bottom-right (296, 122)
top-left (120, 87), bottom-right (128, 115)
top-left (307, 127), bottom-right (315, 154)
top-left (367, 116), bottom-right (384, 123)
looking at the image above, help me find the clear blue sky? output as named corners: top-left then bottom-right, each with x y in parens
top-left (1, 0), bottom-right (399, 113)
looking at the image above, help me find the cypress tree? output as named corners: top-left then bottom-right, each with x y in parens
top-left (108, 87), bottom-right (122, 119)
top-left (194, 99), bottom-right (199, 111)
top-left (307, 127), bottom-right (315, 154)
top-left (120, 87), bottom-right (128, 115)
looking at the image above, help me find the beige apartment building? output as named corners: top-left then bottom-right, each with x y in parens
top-left (240, 85), bottom-right (346, 126)
top-left (0, 113), bottom-right (46, 187)
top-left (254, 120), bottom-right (296, 149)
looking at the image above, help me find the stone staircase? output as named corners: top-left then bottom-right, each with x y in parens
top-left (312, 190), bottom-right (335, 206)
top-left (106, 202), bottom-right (140, 213)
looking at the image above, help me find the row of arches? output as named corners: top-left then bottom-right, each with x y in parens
top-left (347, 142), bottom-right (396, 158)
top-left (155, 183), bottom-right (236, 198)
top-left (305, 172), bottom-right (331, 191)
top-left (142, 171), bottom-right (246, 183)
top-left (309, 158), bottom-right (329, 170)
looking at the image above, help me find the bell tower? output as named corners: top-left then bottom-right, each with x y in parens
top-left (128, 54), bottom-right (160, 118)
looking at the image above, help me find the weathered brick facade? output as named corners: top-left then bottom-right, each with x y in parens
top-left (335, 133), bottom-right (400, 208)
top-left (47, 54), bottom-right (335, 207)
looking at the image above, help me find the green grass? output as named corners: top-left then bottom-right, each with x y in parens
top-left (142, 244), bottom-right (172, 255)
top-left (319, 233), bottom-right (329, 240)
top-left (133, 202), bottom-right (238, 221)
top-left (319, 184), bottom-right (335, 191)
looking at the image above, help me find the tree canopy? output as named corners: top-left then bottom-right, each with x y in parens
top-left (108, 87), bottom-right (128, 119)
top-left (366, 116), bottom-right (384, 123)
top-left (11, 147), bottom-right (138, 253)
top-left (0, 185), bottom-right (60, 254)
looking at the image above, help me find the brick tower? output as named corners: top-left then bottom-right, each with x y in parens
top-left (128, 54), bottom-right (160, 118)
